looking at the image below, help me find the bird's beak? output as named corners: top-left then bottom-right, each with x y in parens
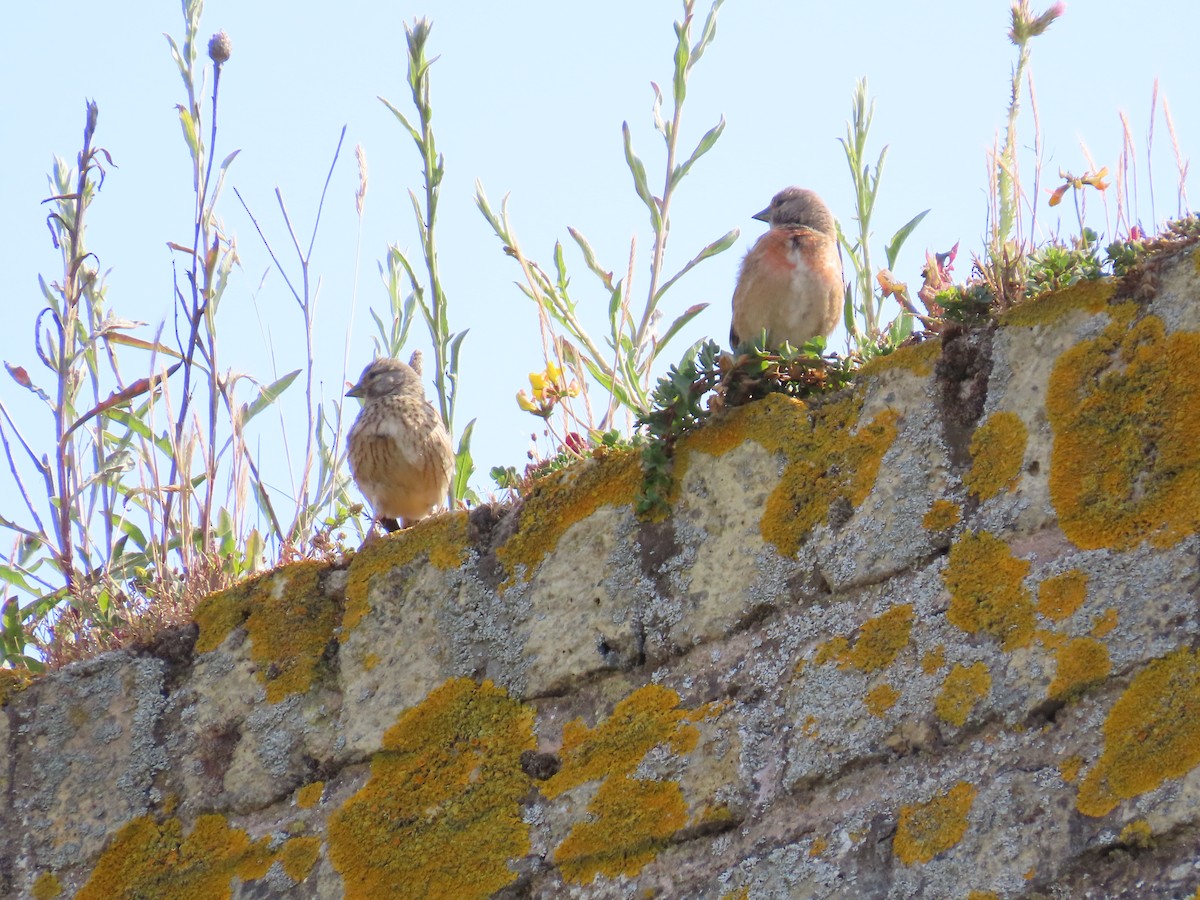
top-left (346, 383), bottom-right (364, 399)
top-left (752, 206), bottom-right (771, 223)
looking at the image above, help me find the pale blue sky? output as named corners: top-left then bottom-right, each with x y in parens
top-left (2, 1), bottom-right (1196, 535)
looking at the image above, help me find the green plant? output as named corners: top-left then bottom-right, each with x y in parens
top-left (836, 77), bottom-right (929, 357)
top-left (476, 0), bottom-right (737, 449)
top-left (1025, 230), bottom-right (1104, 297)
top-left (379, 19), bottom-right (476, 506)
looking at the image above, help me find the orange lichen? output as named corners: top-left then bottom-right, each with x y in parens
top-left (1037, 570), bottom-right (1088, 621)
top-left (1078, 648), bottom-right (1200, 817)
top-left (554, 774), bottom-right (688, 883)
top-left (809, 835), bottom-right (829, 856)
top-left (865, 683), bottom-right (900, 717)
top-left (813, 605), bottom-right (914, 675)
top-left (1091, 608), bottom-right (1119, 637)
top-left (194, 562), bottom-right (338, 703)
top-left (721, 888), bottom-right (751, 900)
top-left (963, 411), bottom-right (1028, 500)
top-left (1048, 637), bottom-right (1111, 701)
top-left (936, 662), bottom-right (991, 727)
top-left (328, 678), bottom-right (534, 899)
top-left (893, 781), bottom-right (977, 866)
top-left (847, 605), bottom-right (915, 672)
top-left (966, 892), bottom-right (1000, 900)
top-left (279, 836), bottom-right (322, 882)
top-left (1059, 755), bottom-right (1083, 783)
top-left (31, 873), bottom-right (61, 900)
top-left (76, 814), bottom-right (275, 900)
top-left (544, 684), bottom-right (719, 883)
top-left (494, 451), bottom-right (641, 583)
top-left (761, 397), bottom-right (900, 558)
top-left (814, 636), bottom-right (850, 666)
top-left (922, 500), bottom-right (961, 532)
top-left (295, 781), bottom-right (324, 809)
top-left (944, 531), bottom-right (1035, 650)
top-left (999, 279), bottom-right (1116, 327)
top-left (343, 512), bottom-right (471, 634)
top-left (1047, 314), bottom-right (1200, 550)
top-left (921, 645), bottom-right (946, 675)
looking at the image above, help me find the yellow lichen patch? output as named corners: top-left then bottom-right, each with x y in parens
top-left (936, 662), bottom-right (991, 727)
top-left (721, 888), bottom-right (751, 900)
top-left (76, 814), bottom-right (275, 900)
top-left (1047, 314), bottom-right (1200, 550)
top-left (343, 512), bottom-right (470, 634)
top-left (327, 678), bottom-right (534, 900)
top-left (0, 665), bottom-right (34, 706)
top-left (1119, 819), bottom-right (1154, 848)
top-left (544, 685), bottom-right (714, 798)
top-left (860, 338), bottom-right (941, 378)
top-left (295, 781), bottom-right (324, 809)
top-left (966, 892), bottom-right (1000, 900)
top-left (999, 278), bottom-right (1116, 327)
top-left (1091, 608), bottom-right (1119, 637)
top-left (279, 836), bottom-right (322, 882)
top-left (1048, 637), bottom-right (1111, 701)
top-left (921, 645), bottom-right (946, 675)
top-left (814, 636), bottom-right (850, 667)
top-left (893, 781), bottom-right (977, 866)
top-left (1059, 755), bottom-right (1083, 783)
top-left (553, 774), bottom-right (688, 883)
top-left (846, 605), bottom-right (915, 672)
top-left (809, 835), bottom-right (829, 856)
top-left (761, 396), bottom-right (900, 558)
top-left (1078, 648), bottom-right (1200, 817)
top-left (963, 411), bottom-right (1028, 500)
top-left (31, 872), bottom-right (61, 900)
top-left (1037, 570), bottom-right (1088, 621)
top-left (865, 683), bottom-right (900, 717)
top-left (923, 500), bottom-right (961, 532)
top-left (194, 561), bottom-right (338, 703)
top-left (495, 451), bottom-right (641, 583)
top-left (544, 684), bottom-right (719, 884)
top-left (944, 531), bottom-right (1035, 650)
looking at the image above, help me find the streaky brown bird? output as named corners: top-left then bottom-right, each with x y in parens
top-left (346, 353), bottom-right (454, 533)
top-left (730, 186), bottom-right (844, 351)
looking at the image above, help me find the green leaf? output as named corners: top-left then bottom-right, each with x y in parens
top-left (379, 96), bottom-right (422, 146)
top-left (672, 21), bottom-right (690, 106)
top-left (651, 303), bottom-right (709, 362)
top-left (452, 419), bottom-right (476, 503)
top-left (653, 228), bottom-right (739, 302)
top-left (622, 122), bottom-right (661, 232)
top-left (567, 227), bottom-right (615, 291)
top-left (672, 116), bottom-right (725, 187)
top-left (884, 209), bottom-right (930, 269)
top-left (240, 369), bottom-right (300, 424)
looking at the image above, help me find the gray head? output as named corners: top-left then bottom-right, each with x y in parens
top-left (752, 187), bottom-right (836, 237)
top-left (347, 356), bottom-right (423, 400)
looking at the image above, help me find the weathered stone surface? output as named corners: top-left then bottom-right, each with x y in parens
top-left (4, 246), bottom-right (1200, 899)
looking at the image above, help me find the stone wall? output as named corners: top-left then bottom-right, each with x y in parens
top-left (3, 247), bottom-right (1200, 899)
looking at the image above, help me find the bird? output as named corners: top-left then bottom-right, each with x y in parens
top-left (346, 352), bottom-right (454, 534)
top-left (729, 186), bottom-right (844, 352)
